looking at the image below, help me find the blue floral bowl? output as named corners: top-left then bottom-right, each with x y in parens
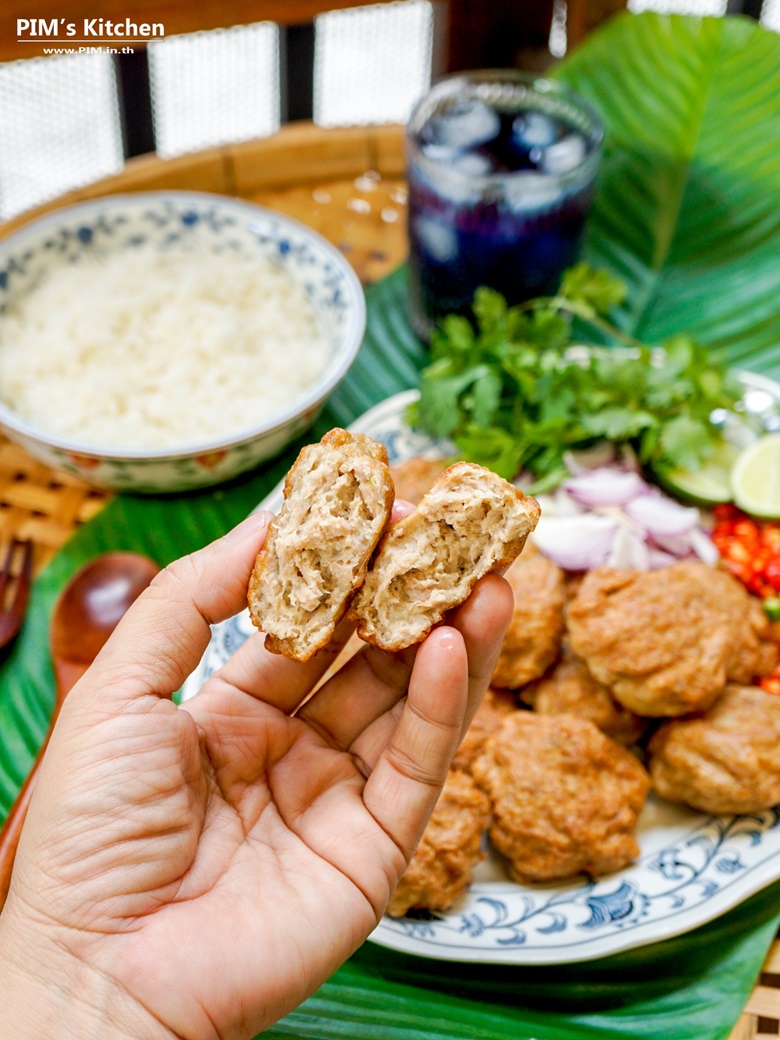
top-left (0, 191), bottom-right (366, 492)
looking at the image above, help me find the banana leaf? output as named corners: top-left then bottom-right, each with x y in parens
top-left (556, 11), bottom-right (780, 378)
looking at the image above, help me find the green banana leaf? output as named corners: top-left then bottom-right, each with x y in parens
top-left (555, 12), bottom-right (780, 377)
top-left (3, 11), bottom-right (780, 1040)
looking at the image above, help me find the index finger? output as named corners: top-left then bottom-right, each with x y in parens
top-left (74, 511), bottom-right (274, 707)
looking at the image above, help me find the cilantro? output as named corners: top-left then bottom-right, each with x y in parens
top-left (410, 265), bottom-right (743, 486)
top-left (558, 263), bottom-right (627, 316)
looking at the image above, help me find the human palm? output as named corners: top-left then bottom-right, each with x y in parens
top-left (0, 511), bottom-right (512, 1040)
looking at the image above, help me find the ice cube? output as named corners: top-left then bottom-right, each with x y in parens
top-left (542, 133), bottom-right (587, 176)
top-left (426, 159), bottom-right (487, 205)
top-left (412, 216), bottom-right (458, 263)
top-left (451, 152), bottom-right (493, 178)
top-left (504, 172), bottom-right (562, 213)
top-left (420, 141), bottom-right (457, 164)
top-left (429, 98), bottom-right (500, 151)
top-left (512, 111), bottom-right (558, 150)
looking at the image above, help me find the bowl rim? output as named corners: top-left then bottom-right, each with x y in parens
top-left (0, 190), bottom-right (367, 462)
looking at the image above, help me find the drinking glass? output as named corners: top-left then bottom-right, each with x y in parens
top-left (406, 70), bottom-right (604, 341)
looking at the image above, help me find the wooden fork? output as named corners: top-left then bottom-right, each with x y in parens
top-left (0, 539), bottom-right (34, 651)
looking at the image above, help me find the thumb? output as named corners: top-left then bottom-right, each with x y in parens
top-left (76, 511), bottom-right (273, 707)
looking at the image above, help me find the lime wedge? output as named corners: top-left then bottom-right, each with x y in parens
top-left (731, 434), bottom-right (780, 518)
top-left (654, 440), bottom-right (740, 506)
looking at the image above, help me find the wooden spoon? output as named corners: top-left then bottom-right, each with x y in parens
top-left (0, 552), bottom-right (160, 910)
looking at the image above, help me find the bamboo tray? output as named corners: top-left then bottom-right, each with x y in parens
top-left (0, 121), bottom-right (777, 1039)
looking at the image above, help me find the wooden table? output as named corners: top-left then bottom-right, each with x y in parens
top-left (0, 121), bottom-right (778, 1039)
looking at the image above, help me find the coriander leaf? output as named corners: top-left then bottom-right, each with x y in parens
top-left (454, 424), bottom-right (524, 481)
top-left (468, 368), bottom-right (503, 427)
top-left (638, 424), bottom-right (660, 462)
top-left (472, 286), bottom-right (508, 333)
top-left (581, 406), bottom-right (657, 441)
top-left (410, 266), bottom-right (744, 489)
top-left (559, 263), bottom-right (627, 316)
top-left (591, 350), bottom-right (653, 399)
top-left (417, 364), bottom-right (490, 438)
top-left (431, 313), bottom-right (475, 360)
top-left (524, 440), bottom-right (568, 479)
top-left (524, 465), bottom-right (570, 496)
top-left (525, 308), bottom-right (571, 352)
top-left (538, 383), bottom-right (578, 425)
top-left (661, 334), bottom-right (696, 372)
top-left (697, 369), bottom-right (723, 400)
top-left (658, 414), bottom-right (715, 470)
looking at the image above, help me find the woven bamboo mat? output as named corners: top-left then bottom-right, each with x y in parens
top-left (0, 121), bottom-right (778, 1037)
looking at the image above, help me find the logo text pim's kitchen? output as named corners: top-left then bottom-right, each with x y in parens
top-left (17, 18), bottom-right (164, 38)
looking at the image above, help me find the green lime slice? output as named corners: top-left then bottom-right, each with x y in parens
top-left (654, 440), bottom-right (740, 506)
top-left (731, 433), bottom-right (780, 518)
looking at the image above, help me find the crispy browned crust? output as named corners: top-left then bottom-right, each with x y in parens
top-left (523, 647), bottom-right (649, 747)
top-left (648, 684), bottom-right (780, 814)
top-left (473, 712), bottom-right (650, 883)
top-left (491, 546), bottom-right (567, 690)
top-left (247, 428), bottom-right (394, 662)
top-left (566, 561), bottom-right (777, 717)
top-left (352, 461), bottom-right (541, 651)
top-left (386, 770), bottom-right (491, 916)
top-left (451, 687), bottom-right (519, 774)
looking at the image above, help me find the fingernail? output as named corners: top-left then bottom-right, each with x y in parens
top-left (432, 628), bottom-right (459, 651)
top-left (224, 510), bottom-right (275, 543)
top-left (391, 499), bottom-right (415, 525)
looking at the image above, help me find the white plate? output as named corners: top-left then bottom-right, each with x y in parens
top-left (181, 386), bottom-right (780, 965)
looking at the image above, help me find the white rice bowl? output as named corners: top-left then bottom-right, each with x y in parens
top-left (0, 191), bottom-right (366, 493)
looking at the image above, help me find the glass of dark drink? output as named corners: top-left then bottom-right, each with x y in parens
top-left (406, 70), bottom-right (604, 341)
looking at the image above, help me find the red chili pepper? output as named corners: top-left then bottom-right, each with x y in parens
top-left (765, 558), bottom-right (780, 593)
top-left (712, 506), bottom-right (780, 610)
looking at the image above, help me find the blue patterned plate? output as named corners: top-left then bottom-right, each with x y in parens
top-left (181, 388), bottom-right (780, 965)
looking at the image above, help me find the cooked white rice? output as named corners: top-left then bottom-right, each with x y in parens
top-left (0, 245), bottom-right (330, 449)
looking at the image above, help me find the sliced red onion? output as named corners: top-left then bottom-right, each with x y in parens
top-left (624, 494), bottom-right (699, 537)
top-left (564, 467), bottom-right (647, 508)
top-left (563, 442), bottom-right (617, 475)
top-left (533, 488), bottom-right (586, 518)
top-left (533, 492), bottom-right (557, 515)
top-left (532, 460), bottom-right (716, 575)
top-left (647, 548), bottom-right (680, 569)
top-left (553, 486), bottom-right (587, 516)
top-left (606, 524), bottom-right (651, 570)
top-left (689, 526), bottom-right (719, 567)
top-left (648, 532), bottom-right (695, 557)
top-left (532, 514), bottom-right (619, 571)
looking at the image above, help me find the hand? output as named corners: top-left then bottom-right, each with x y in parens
top-left (0, 510), bottom-right (513, 1040)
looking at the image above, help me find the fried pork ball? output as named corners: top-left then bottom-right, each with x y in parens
top-left (566, 562), bottom-right (776, 717)
top-left (472, 713), bottom-right (650, 883)
top-left (451, 687), bottom-right (518, 774)
top-left (387, 770), bottom-right (490, 916)
top-left (648, 684), bottom-right (780, 814)
top-left (523, 649), bottom-right (648, 746)
top-left (491, 545), bottom-right (566, 689)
